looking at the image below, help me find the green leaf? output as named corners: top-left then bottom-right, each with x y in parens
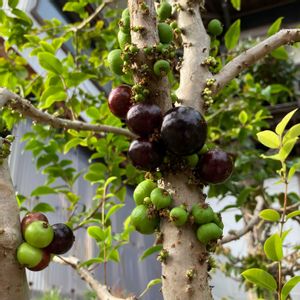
top-left (11, 8), bottom-right (33, 26)
top-left (239, 110), bottom-right (248, 125)
top-left (66, 72), bottom-right (96, 87)
top-left (87, 226), bottom-right (106, 242)
top-left (32, 202), bottom-right (55, 213)
top-left (8, 0), bottom-right (18, 8)
top-left (108, 249), bottom-right (120, 262)
top-left (230, 0), bottom-right (240, 11)
top-left (270, 84), bottom-right (291, 95)
top-left (271, 46), bottom-right (288, 60)
top-left (241, 268), bottom-right (277, 291)
top-left (16, 193), bottom-right (27, 207)
top-left (286, 210), bottom-right (300, 220)
top-left (284, 124), bottom-right (300, 142)
top-left (105, 204), bottom-right (124, 223)
top-left (139, 278), bottom-right (162, 298)
top-left (104, 176), bottom-right (117, 190)
top-left (38, 52), bottom-right (63, 74)
top-left (79, 258), bottom-right (103, 268)
top-left (40, 90), bottom-right (67, 109)
top-left (64, 138), bottom-right (82, 154)
top-left (264, 233), bottom-right (283, 261)
top-left (279, 137), bottom-right (298, 161)
top-left (281, 276), bottom-right (300, 300)
top-left (259, 209), bottom-right (280, 222)
top-left (281, 229), bottom-right (291, 242)
top-left (140, 245), bottom-right (163, 261)
top-left (257, 130), bottom-right (280, 149)
top-left (267, 17), bottom-right (283, 36)
top-left (276, 109), bottom-right (298, 136)
top-left (31, 186), bottom-right (57, 196)
top-left (225, 19), bottom-right (240, 50)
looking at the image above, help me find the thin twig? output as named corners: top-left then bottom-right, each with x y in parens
top-left (0, 88), bottom-right (136, 139)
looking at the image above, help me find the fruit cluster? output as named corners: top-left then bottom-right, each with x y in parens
top-left (16, 212), bottom-right (75, 272)
top-left (130, 179), bottom-right (224, 246)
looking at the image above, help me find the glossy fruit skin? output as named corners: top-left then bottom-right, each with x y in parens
top-left (108, 85), bottom-right (132, 119)
top-left (207, 19), bottom-right (223, 36)
top-left (158, 23), bottom-right (173, 44)
top-left (196, 223), bottom-right (223, 244)
top-left (150, 188), bottom-right (172, 210)
top-left (107, 49), bottom-right (124, 76)
top-left (21, 212), bottom-right (48, 237)
top-left (170, 207), bottom-right (188, 226)
top-left (197, 149), bottom-right (234, 184)
top-left (192, 205), bottom-right (214, 225)
top-left (118, 30), bottom-right (131, 50)
top-left (122, 8), bottom-right (129, 19)
top-left (161, 106), bottom-right (207, 156)
top-left (44, 223), bottom-right (75, 255)
top-left (17, 242), bottom-right (50, 271)
top-left (120, 16), bottom-right (130, 33)
top-left (24, 221), bottom-right (54, 248)
top-left (133, 179), bottom-right (157, 205)
top-left (130, 205), bottom-right (159, 234)
top-left (153, 59), bottom-right (170, 77)
top-left (128, 139), bottom-right (164, 171)
top-left (157, 1), bottom-right (172, 21)
top-left (126, 103), bottom-right (162, 137)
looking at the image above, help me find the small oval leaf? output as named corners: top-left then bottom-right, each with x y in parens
top-left (259, 209), bottom-right (280, 222)
top-left (286, 210), bottom-right (300, 220)
top-left (257, 131), bottom-right (280, 149)
top-left (140, 245), bottom-right (163, 261)
top-left (275, 109), bottom-right (298, 136)
top-left (264, 233), bottom-right (283, 261)
top-left (281, 276), bottom-right (300, 300)
top-left (241, 268), bottom-right (277, 291)
top-left (225, 19), bottom-right (240, 50)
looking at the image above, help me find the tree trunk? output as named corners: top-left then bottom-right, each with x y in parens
top-left (160, 173), bottom-right (212, 300)
top-left (0, 159), bottom-right (29, 300)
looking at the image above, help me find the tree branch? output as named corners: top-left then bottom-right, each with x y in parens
top-left (171, 0), bottom-right (211, 113)
top-left (0, 88), bottom-right (136, 139)
top-left (220, 196), bottom-right (264, 244)
top-left (53, 256), bottom-right (135, 300)
top-left (128, 0), bottom-right (172, 114)
top-left (213, 29), bottom-right (300, 95)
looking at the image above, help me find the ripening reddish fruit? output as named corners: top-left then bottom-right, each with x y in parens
top-left (126, 103), bottom-right (162, 137)
top-left (108, 85), bottom-right (132, 119)
top-left (44, 223), bottom-right (75, 255)
top-left (17, 242), bottom-right (51, 271)
top-left (161, 106), bottom-right (207, 156)
top-left (197, 149), bottom-right (234, 184)
top-left (21, 212), bottom-right (48, 238)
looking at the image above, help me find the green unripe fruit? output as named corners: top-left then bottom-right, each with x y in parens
top-left (107, 49), bottom-right (124, 76)
top-left (207, 19), bottom-right (223, 36)
top-left (17, 242), bottom-right (51, 271)
top-left (24, 221), bottom-right (54, 248)
top-left (170, 207), bottom-right (188, 226)
top-left (118, 30), bottom-right (131, 50)
top-left (122, 8), bottom-right (130, 19)
top-left (213, 213), bottom-right (224, 229)
top-left (150, 187), bottom-right (172, 210)
top-left (158, 23), bottom-right (174, 44)
top-left (170, 21), bottom-right (178, 29)
top-left (196, 223), bottom-right (223, 244)
top-left (153, 59), bottom-right (170, 77)
top-left (133, 179), bottom-right (157, 205)
top-left (192, 205), bottom-right (214, 225)
top-left (157, 1), bottom-right (172, 21)
top-left (185, 154), bottom-right (199, 168)
top-left (130, 205), bottom-right (159, 234)
top-left (120, 16), bottom-right (130, 33)
top-left (17, 242), bottom-right (43, 268)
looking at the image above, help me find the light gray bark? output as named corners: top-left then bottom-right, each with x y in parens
top-left (0, 159), bottom-right (29, 300)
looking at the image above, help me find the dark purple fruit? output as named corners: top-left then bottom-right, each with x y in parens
top-left (161, 106), bottom-right (207, 156)
top-left (197, 149), bottom-right (234, 184)
top-left (108, 85), bottom-right (132, 119)
top-left (128, 139), bottom-right (164, 171)
top-left (44, 223), bottom-right (75, 255)
top-left (21, 212), bottom-right (49, 237)
top-left (126, 103), bottom-right (162, 137)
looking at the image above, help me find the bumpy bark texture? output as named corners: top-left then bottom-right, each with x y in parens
top-left (0, 159), bottom-right (29, 300)
top-left (160, 173), bottom-right (212, 300)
